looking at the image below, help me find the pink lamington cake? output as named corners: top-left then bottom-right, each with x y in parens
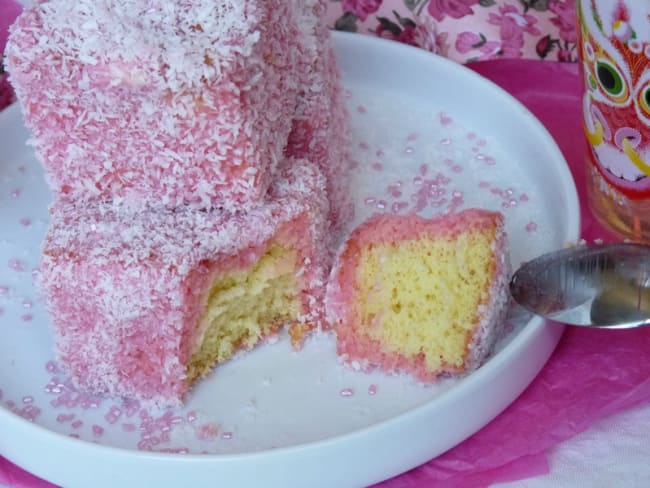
top-left (325, 209), bottom-right (510, 381)
top-left (5, 0), bottom-right (302, 210)
top-left (287, 0), bottom-right (353, 232)
top-left (39, 160), bottom-right (329, 406)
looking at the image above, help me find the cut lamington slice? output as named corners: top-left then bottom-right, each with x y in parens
top-left (39, 160), bottom-right (329, 406)
top-left (326, 210), bottom-right (510, 380)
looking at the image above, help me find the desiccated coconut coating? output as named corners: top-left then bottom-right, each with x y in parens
top-left (39, 159), bottom-right (330, 407)
top-left (326, 209), bottom-right (510, 381)
top-left (6, 0), bottom-right (303, 210)
top-left (287, 0), bottom-right (353, 233)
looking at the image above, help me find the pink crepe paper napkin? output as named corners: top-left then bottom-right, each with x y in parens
top-left (0, 458), bottom-right (54, 488)
top-left (0, 0), bottom-right (21, 51)
top-left (2, 54), bottom-right (650, 488)
top-left (0, 0), bottom-right (22, 110)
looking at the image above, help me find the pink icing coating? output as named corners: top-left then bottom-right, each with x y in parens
top-left (39, 159), bottom-right (330, 407)
top-left (5, 0), bottom-right (305, 211)
top-left (325, 209), bottom-right (511, 380)
top-left (285, 0), bottom-right (353, 232)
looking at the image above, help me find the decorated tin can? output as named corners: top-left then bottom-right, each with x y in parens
top-left (578, 0), bottom-right (650, 240)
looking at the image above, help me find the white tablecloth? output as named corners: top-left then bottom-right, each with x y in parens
top-left (497, 401), bottom-right (650, 487)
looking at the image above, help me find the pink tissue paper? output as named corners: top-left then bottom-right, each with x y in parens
top-left (375, 59), bottom-right (650, 487)
top-left (0, 0), bottom-right (20, 110)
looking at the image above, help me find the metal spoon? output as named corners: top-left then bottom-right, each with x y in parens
top-left (509, 243), bottom-right (650, 329)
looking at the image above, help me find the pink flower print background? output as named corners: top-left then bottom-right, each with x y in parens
top-left (327, 0), bottom-right (578, 63)
top-left (427, 0), bottom-right (478, 21)
top-left (341, 0), bottom-right (383, 21)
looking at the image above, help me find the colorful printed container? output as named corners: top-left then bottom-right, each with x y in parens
top-left (579, 0), bottom-right (650, 240)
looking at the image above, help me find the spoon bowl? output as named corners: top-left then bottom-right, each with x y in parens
top-left (509, 243), bottom-right (650, 328)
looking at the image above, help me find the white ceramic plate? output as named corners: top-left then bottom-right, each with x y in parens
top-left (0, 32), bottom-right (579, 487)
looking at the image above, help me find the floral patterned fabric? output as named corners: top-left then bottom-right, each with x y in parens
top-left (326, 0), bottom-right (577, 63)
